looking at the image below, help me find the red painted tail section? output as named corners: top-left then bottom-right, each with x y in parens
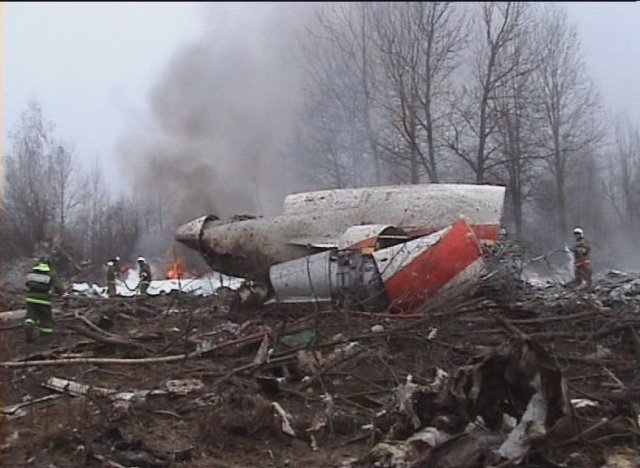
top-left (379, 219), bottom-right (483, 311)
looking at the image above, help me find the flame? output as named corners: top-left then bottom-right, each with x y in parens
top-left (167, 260), bottom-right (185, 280)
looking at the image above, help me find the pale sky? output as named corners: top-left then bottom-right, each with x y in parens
top-left (3, 2), bottom-right (206, 191)
top-left (3, 2), bottom-right (640, 194)
top-left (562, 2), bottom-right (640, 124)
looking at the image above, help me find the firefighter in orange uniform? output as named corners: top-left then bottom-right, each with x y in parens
top-left (571, 227), bottom-right (592, 289)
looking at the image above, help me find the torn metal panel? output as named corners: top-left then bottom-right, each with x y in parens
top-left (498, 391), bottom-right (548, 460)
top-left (336, 225), bottom-right (409, 251)
top-left (363, 337), bottom-right (570, 466)
top-left (444, 338), bottom-right (569, 432)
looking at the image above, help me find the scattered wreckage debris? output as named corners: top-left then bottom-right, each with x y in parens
top-left (176, 184), bottom-right (506, 312)
top-left (50, 185), bottom-right (506, 313)
top-left (362, 335), bottom-right (570, 467)
top-left (2, 271), bottom-right (640, 466)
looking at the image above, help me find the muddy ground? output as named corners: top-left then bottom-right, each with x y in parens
top-left (1, 277), bottom-right (640, 467)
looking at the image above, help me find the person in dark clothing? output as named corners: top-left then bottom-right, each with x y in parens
top-left (24, 257), bottom-right (64, 341)
top-left (571, 227), bottom-right (592, 289)
top-left (105, 256), bottom-right (120, 297)
top-left (136, 256), bottom-right (152, 296)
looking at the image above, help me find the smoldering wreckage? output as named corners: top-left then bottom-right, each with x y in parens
top-left (2, 184), bottom-right (640, 468)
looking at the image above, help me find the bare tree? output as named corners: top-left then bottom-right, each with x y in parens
top-left (300, 2), bottom-right (385, 187)
top-left (446, 2), bottom-right (532, 184)
top-left (604, 117), bottom-right (640, 230)
top-left (491, 4), bottom-right (541, 236)
top-left (374, 2), bottom-right (468, 183)
top-left (295, 96), bottom-right (351, 188)
top-left (49, 144), bottom-right (86, 234)
top-left (3, 101), bottom-right (56, 255)
top-left (77, 161), bottom-right (110, 263)
top-left (74, 161), bottom-right (141, 269)
top-left (532, 5), bottom-right (605, 234)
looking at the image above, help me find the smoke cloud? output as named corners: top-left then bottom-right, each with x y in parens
top-left (117, 3), bottom-right (318, 225)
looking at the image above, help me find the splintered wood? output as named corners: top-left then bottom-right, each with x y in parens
top-left (1, 276), bottom-right (640, 467)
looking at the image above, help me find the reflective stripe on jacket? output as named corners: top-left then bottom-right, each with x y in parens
top-left (26, 294), bottom-right (52, 306)
top-left (26, 262), bottom-right (54, 305)
top-left (27, 272), bottom-right (51, 286)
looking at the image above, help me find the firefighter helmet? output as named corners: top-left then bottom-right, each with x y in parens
top-left (137, 256), bottom-right (146, 263)
top-left (573, 227), bottom-right (584, 236)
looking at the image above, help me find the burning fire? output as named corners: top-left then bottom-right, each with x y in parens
top-left (167, 260), bottom-right (186, 280)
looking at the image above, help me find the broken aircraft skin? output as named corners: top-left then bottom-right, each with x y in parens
top-left (176, 184), bottom-right (506, 312)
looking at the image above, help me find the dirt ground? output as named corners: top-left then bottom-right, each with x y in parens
top-left (1, 280), bottom-right (640, 467)
top-left (0, 297), bottom-right (379, 467)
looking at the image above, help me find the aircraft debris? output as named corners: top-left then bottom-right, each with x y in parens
top-left (176, 184), bottom-right (506, 311)
top-left (272, 401), bottom-right (297, 437)
top-left (165, 379), bottom-right (205, 396)
top-left (2, 270), bottom-right (640, 466)
top-left (44, 376), bottom-right (169, 401)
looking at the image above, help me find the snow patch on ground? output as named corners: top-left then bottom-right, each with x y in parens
top-left (72, 269), bottom-right (244, 298)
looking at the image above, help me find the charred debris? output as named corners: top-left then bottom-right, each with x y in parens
top-left (0, 184), bottom-right (637, 467)
top-left (2, 239), bottom-right (640, 467)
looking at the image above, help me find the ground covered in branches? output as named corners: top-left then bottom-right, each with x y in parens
top-left (1, 275), bottom-right (640, 467)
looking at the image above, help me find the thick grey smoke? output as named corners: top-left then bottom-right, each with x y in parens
top-left (117, 3), bottom-right (318, 225)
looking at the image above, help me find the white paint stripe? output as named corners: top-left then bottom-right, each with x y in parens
top-left (429, 257), bottom-right (485, 303)
top-left (372, 226), bottom-right (451, 282)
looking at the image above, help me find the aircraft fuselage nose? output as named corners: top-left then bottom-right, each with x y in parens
top-left (175, 215), bottom-right (219, 250)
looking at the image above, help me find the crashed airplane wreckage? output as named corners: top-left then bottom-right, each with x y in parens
top-left (176, 184), bottom-right (506, 312)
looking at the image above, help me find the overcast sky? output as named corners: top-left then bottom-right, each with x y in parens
top-left (3, 2), bottom-right (206, 191)
top-left (4, 2), bottom-right (640, 194)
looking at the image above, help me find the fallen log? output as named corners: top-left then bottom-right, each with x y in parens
top-left (43, 376), bottom-right (168, 399)
top-left (0, 331), bottom-right (268, 367)
top-left (13, 340), bottom-right (96, 362)
top-left (64, 322), bottom-right (154, 354)
top-left (2, 394), bottom-right (62, 416)
top-left (1, 354), bottom-right (198, 367)
top-left (0, 308), bottom-right (63, 321)
top-left (74, 310), bottom-right (115, 336)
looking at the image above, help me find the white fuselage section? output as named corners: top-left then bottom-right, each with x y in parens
top-left (176, 184), bottom-right (505, 280)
